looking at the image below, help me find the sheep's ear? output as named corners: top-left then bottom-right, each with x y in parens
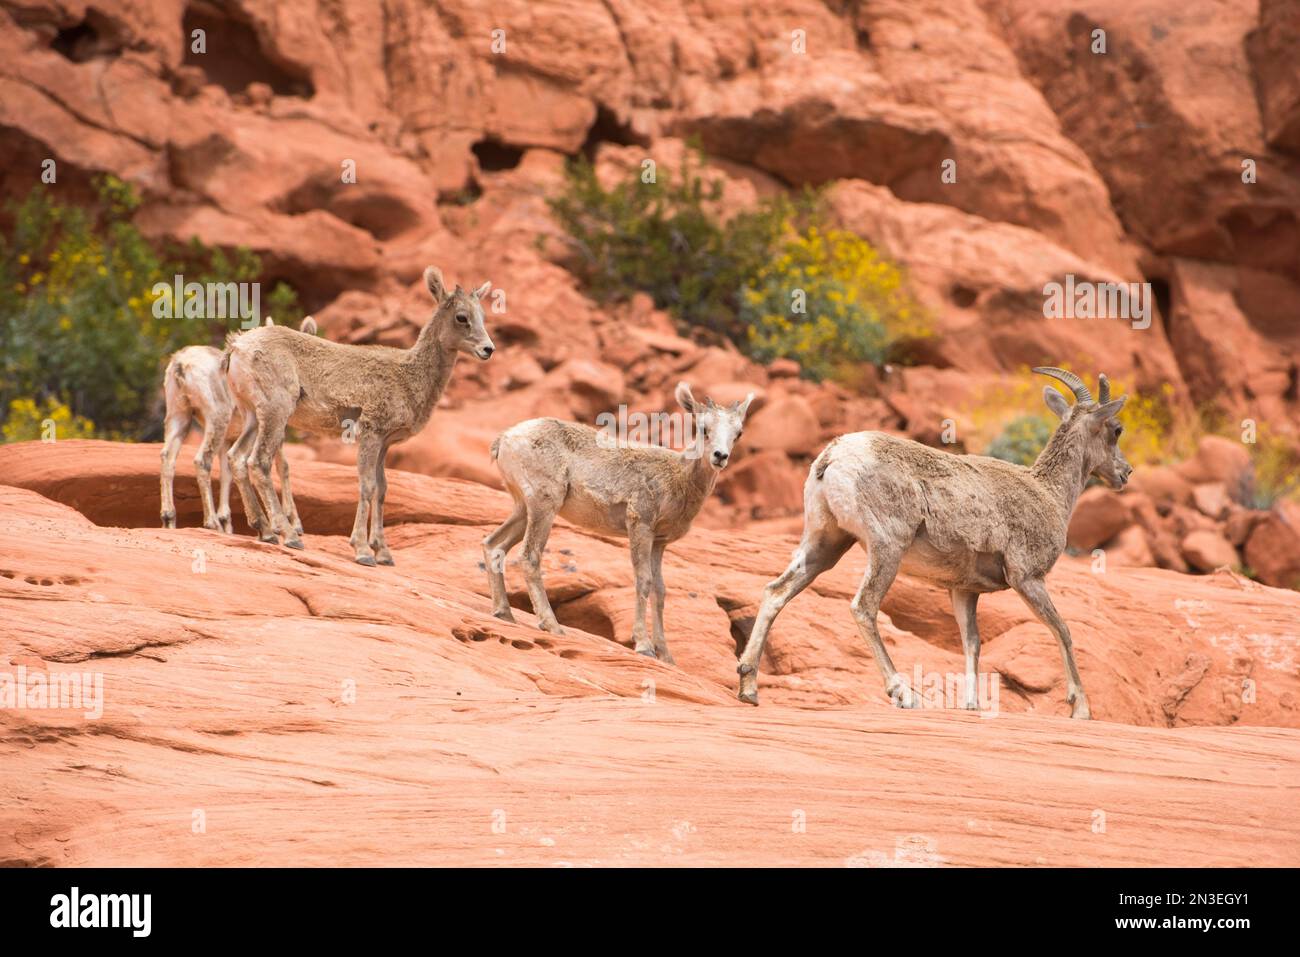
top-left (299, 316), bottom-right (317, 335)
top-left (736, 391), bottom-right (755, 417)
top-left (1043, 386), bottom-right (1070, 420)
top-left (675, 381), bottom-right (698, 413)
top-left (473, 280), bottom-right (491, 299)
top-left (1094, 396), bottom-right (1127, 420)
top-left (423, 265), bottom-right (446, 301)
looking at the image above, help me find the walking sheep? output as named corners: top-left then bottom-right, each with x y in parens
top-left (160, 316), bottom-right (316, 533)
top-left (224, 266), bottom-right (495, 565)
top-left (483, 383), bottom-right (753, 663)
top-left (736, 367), bottom-right (1131, 719)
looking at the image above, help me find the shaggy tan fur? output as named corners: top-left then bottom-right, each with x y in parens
top-left (223, 267), bottom-right (494, 565)
top-left (483, 382), bottom-right (753, 662)
top-left (160, 316), bottom-right (316, 533)
top-left (737, 368), bottom-right (1131, 719)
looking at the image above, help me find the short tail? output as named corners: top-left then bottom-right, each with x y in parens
top-left (489, 436), bottom-right (502, 460)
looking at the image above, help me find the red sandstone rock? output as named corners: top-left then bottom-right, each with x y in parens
top-left (1181, 530), bottom-right (1239, 573)
top-left (1245, 501), bottom-right (1300, 589)
top-left (1067, 488), bottom-right (1131, 552)
top-left (3, 442), bottom-right (1300, 866)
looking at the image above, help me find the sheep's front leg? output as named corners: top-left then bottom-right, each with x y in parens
top-left (627, 522), bottom-right (657, 659)
top-left (367, 442), bottom-right (394, 565)
top-left (648, 540), bottom-right (675, 665)
top-left (349, 433), bottom-right (382, 565)
top-left (483, 496), bottom-right (526, 621)
top-left (737, 527), bottom-right (852, 704)
top-left (950, 589), bottom-right (982, 710)
top-left (1013, 576), bottom-right (1090, 719)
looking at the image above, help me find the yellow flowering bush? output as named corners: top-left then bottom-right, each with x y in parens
top-left (1, 397), bottom-right (95, 443)
top-left (741, 226), bottom-right (929, 381)
top-left (548, 151), bottom-right (926, 382)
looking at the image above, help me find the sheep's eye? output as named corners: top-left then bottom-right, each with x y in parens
top-left (1113, 424), bottom-right (1123, 438)
top-left (456, 313), bottom-right (470, 325)
top-left (701, 426), bottom-right (710, 438)
top-left (736, 429), bottom-right (744, 440)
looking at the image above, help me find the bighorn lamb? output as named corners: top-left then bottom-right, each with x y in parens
top-left (161, 316), bottom-right (316, 533)
top-left (484, 383), bottom-right (753, 663)
top-left (736, 368), bottom-right (1130, 719)
top-left (224, 266), bottom-right (495, 565)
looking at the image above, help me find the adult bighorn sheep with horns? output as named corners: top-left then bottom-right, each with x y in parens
top-left (736, 367), bottom-right (1131, 719)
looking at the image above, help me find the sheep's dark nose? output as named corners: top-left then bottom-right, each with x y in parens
top-left (712, 450), bottom-right (729, 467)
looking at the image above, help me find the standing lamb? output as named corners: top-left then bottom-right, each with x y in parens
top-left (224, 266), bottom-right (494, 565)
top-left (736, 367), bottom-right (1131, 719)
top-left (483, 383), bottom-right (753, 664)
top-left (160, 316), bottom-right (316, 534)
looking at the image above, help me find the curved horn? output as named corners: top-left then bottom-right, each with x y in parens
top-left (1032, 366), bottom-right (1093, 405)
top-left (1097, 373), bottom-right (1111, 404)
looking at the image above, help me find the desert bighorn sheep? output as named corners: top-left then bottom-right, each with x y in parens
top-left (224, 266), bottom-right (495, 565)
top-left (483, 383), bottom-right (753, 663)
top-left (160, 316), bottom-right (316, 533)
top-left (737, 367), bottom-right (1130, 719)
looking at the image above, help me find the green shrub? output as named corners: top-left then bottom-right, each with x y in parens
top-left (547, 152), bottom-right (793, 343)
top-left (0, 175), bottom-right (300, 440)
top-left (985, 414), bottom-right (1054, 466)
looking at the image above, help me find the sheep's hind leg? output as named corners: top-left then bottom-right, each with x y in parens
top-left (482, 494), bottom-right (526, 621)
top-left (950, 589), bottom-right (982, 711)
top-left (850, 540), bottom-right (919, 709)
top-left (277, 450), bottom-right (304, 538)
top-left (737, 526), bottom-right (852, 704)
top-left (230, 411), bottom-right (274, 542)
top-left (1013, 576), bottom-right (1090, 719)
top-left (159, 408), bottom-right (190, 528)
top-left (249, 409), bottom-right (303, 550)
top-left (520, 497), bottom-right (563, 634)
top-left (216, 438), bottom-right (234, 533)
top-left (194, 407), bottom-right (230, 532)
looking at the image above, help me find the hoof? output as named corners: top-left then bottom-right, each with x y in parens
top-left (354, 554), bottom-right (377, 567)
top-left (1071, 706), bottom-right (1092, 720)
top-left (738, 690), bottom-right (759, 706)
top-left (539, 621), bottom-right (566, 636)
top-left (658, 653), bottom-right (678, 667)
top-left (635, 647), bottom-right (658, 659)
top-left (161, 513), bottom-right (176, 529)
top-left (492, 608), bottom-right (517, 623)
top-left (258, 532), bottom-right (280, 545)
top-left (283, 537), bottom-right (305, 551)
top-left (373, 548), bottom-right (395, 566)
